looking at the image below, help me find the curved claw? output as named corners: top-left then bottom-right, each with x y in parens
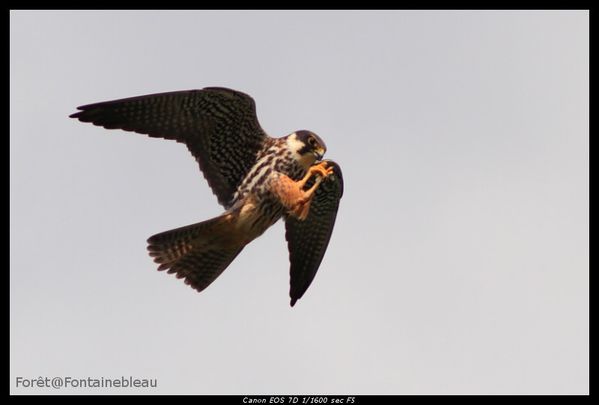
top-left (282, 161), bottom-right (336, 221)
top-left (310, 161), bottom-right (333, 178)
top-left (298, 161), bottom-right (333, 189)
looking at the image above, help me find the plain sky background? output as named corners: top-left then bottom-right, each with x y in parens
top-left (10, 10), bottom-right (588, 395)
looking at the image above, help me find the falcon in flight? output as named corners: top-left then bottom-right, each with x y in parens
top-left (70, 87), bottom-right (343, 306)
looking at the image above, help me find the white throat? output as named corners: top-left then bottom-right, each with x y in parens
top-left (286, 133), bottom-right (317, 169)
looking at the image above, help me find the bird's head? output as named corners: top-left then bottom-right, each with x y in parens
top-left (286, 130), bottom-right (327, 168)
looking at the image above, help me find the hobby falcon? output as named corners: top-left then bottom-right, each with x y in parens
top-left (70, 87), bottom-right (343, 306)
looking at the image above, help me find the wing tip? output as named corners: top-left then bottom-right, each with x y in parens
top-left (69, 105), bottom-right (98, 123)
top-left (290, 298), bottom-right (298, 307)
top-left (69, 109), bottom-right (83, 119)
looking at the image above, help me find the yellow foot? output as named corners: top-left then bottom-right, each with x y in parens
top-left (282, 161), bottom-right (335, 220)
top-left (293, 168), bottom-right (330, 220)
top-left (309, 160), bottom-right (334, 178)
top-left (298, 161), bottom-right (334, 189)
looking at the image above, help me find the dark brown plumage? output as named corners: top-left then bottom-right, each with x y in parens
top-left (70, 87), bottom-right (343, 306)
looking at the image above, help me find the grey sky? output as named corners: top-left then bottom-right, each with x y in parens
top-left (10, 10), bottom-right (588, 394)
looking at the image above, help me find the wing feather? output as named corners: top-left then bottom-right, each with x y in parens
top-left (285, 160), bottom-right (344, 306)
top-left (70, 87), bottom-right (268, 208)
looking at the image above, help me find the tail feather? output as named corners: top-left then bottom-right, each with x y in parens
top-left (147, 213), bottom-right (245, 293)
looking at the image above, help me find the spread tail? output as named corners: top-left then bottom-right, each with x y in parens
top-left (147, 212), bottom-right (245, 293)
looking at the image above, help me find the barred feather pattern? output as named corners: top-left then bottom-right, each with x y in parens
top-left (146, 214), bottom-right (244, 293)
top-left (71, 87), bottom-right (344, 305)
top-left (285, 161), bottom-right (344, 306)
top-left (70, 87), bottom-right (268, 208)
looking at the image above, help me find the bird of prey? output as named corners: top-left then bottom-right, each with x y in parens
top-left (70, 87), bottom-right (343, 306)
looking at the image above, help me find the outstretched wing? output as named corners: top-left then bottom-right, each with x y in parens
top-left (70, 87), bottom-right (268, 208)
top-left (285, 160), bottom-right (344, 307)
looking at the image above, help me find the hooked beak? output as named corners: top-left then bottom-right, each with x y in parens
top-left (314, 147), bottom-right (325, 161)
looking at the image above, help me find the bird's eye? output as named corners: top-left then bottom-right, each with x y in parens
top-left (308, 137), bottom-right (317, 147)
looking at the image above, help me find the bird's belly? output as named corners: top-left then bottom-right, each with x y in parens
top-left (234, 195), bottom-right (284, 243)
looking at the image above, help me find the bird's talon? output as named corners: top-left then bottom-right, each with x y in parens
top-left (309, 161), bottom-right (334, 179)
top-left (72, 88), bottom-right (342, 307)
